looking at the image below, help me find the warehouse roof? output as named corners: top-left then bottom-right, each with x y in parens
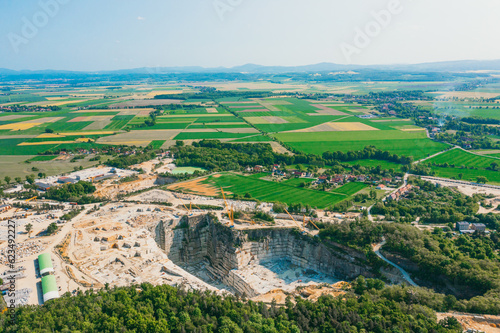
top-left (38, 253), bottom-right (54, 275)
top-left (41, 275), bottom-right (59, 303)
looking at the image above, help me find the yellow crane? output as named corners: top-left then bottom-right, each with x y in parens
top-left (220, 188), bottom-right (234, 228)
top-left (190, 202), bottom-right (204, 211)
top-left (25, 196), bottom-right (37, 203)
top-left (284, 208), bottom-right (305, 233)
top-left (303, 215), bottom-right (320, 231)
top-left (181, 201), bottom-right (192, 214)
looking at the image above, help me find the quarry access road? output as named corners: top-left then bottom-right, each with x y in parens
top-left (373, 238), bottom-right (418, 287)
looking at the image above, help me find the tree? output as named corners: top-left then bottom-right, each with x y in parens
top-left (14, 177), bottom-right (21, 184)
top-left (45, 128), bottom-right (54, 133)
top-left (46, 223), bottom-right (58, 235)
top-left (490, 162), bottom-right (499, 171)
top-left (370, 189), bottom-right (377, 200)
top-left (458, 173), bottom-right (463, 180)
top-left (4, 176), bottom-right (11, 184)
top-left (477, 176), bottom-right (488, 184)
top-left (26, 174), bottom-right (35, 185)
top-left (25, 223), bottom-right (33, 238)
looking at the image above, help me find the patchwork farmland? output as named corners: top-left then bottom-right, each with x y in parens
top-left (0, 83), bottom-right (457, 182)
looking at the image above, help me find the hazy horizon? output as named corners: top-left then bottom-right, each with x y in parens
top-left (2, 0), bottom-right (500, 71)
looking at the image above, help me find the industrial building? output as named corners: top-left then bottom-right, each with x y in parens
top-left (470, 223), bottom-right (486, 233)
top-left (0, 204), bottom-right (11, 213)
top-left (456, 221), bottom-right (470, 232)
top-left (38, 253), bottom-right (54, 276)
top-left (41, 275), bottom-right (59, 303)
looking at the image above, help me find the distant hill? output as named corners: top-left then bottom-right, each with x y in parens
top-left (3, 60), bottom-right (500, 76)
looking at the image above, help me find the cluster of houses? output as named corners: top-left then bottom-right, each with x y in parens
top-left (385, 184), bottom-right (416, 202)
top-left (456, 221), bottom-right (487, 234)
top-left (0, 105), bottom-right (55, 112)
top-left (56, 146), bottom-right (142, 157)
top-left (245, 164), bottom-right (402, 188)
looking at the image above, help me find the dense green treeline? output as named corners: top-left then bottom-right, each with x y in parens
top-left (45, 181), bottom-right (100, 204)
top-left (320, 219), bottom-right (500, 310)
top-left (173, 140), bottom-right (409, 172)
top-left (155, 89), bottom-right (273, 100)
top-left (383, 223), bottom-right (500, 299)
top-left (1, 283), bottom-right (459, 333)
top-left (106, 151), bottom-right (157, 169)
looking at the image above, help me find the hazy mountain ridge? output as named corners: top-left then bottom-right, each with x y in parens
top-left (3, 60), bottom-right (500, 76)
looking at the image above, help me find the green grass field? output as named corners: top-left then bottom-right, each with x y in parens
top-left (426, 148), bottom-right (500, 169)
top-left (195, 173), bottom-right (367, 208)
top-left (171, 167), bottom-right (207, 175)
top-left (276, 130), bottom-right (428, 142)
top-left (432, 101), bottom-right (500, 119)
top-left (230, 135), bottom-right (273, 142)
top-left (425, 149), bottom-right (500, 183)
top-left (28, 155), bottom-right (58, 162)
top-left (105, 115), bottom-right (134, 130)
top-left (428, 167), bottom-right (500, 184)
top-left (148, 140), bottom-right (166, 149)
top-left (285, 139), bottom-right (447, 160)
top-left (276, 130), bottom-right (448, 160)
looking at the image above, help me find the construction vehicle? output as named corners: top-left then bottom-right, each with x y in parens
top-left (221, 188), bottom-right (234, 228)
top-left (285, 209), bottom-right (305, 234)
top-left (25, 196), bottom-right (37, 203)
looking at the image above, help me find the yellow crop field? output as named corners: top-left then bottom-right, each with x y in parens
top-left (0, 117), bottom-right (63, 131)
top-left (0, 123), bottom-right (42, 131)
top-left (59, 131), bottom-right (116, 136)
top-left (18, 140), bottom-right (77, 146)
top-left (291, 122), bottom-right (379, 133)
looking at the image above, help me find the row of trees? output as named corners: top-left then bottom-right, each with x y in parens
top-left (1, 283), bottom-right (460, 332)
top-left (173, 140), bottom-right (411, 173)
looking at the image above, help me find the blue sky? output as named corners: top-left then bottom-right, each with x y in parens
top-left (1, 0), bottom-right (499, 71)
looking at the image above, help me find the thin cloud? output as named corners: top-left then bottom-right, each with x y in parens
top-left (137, 16), bottom-right (145, 21)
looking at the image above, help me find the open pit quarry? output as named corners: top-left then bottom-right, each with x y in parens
top-left (1, 188), bottom-right (409, 306)
top-left (154, 213), bottom-right (408, 298)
